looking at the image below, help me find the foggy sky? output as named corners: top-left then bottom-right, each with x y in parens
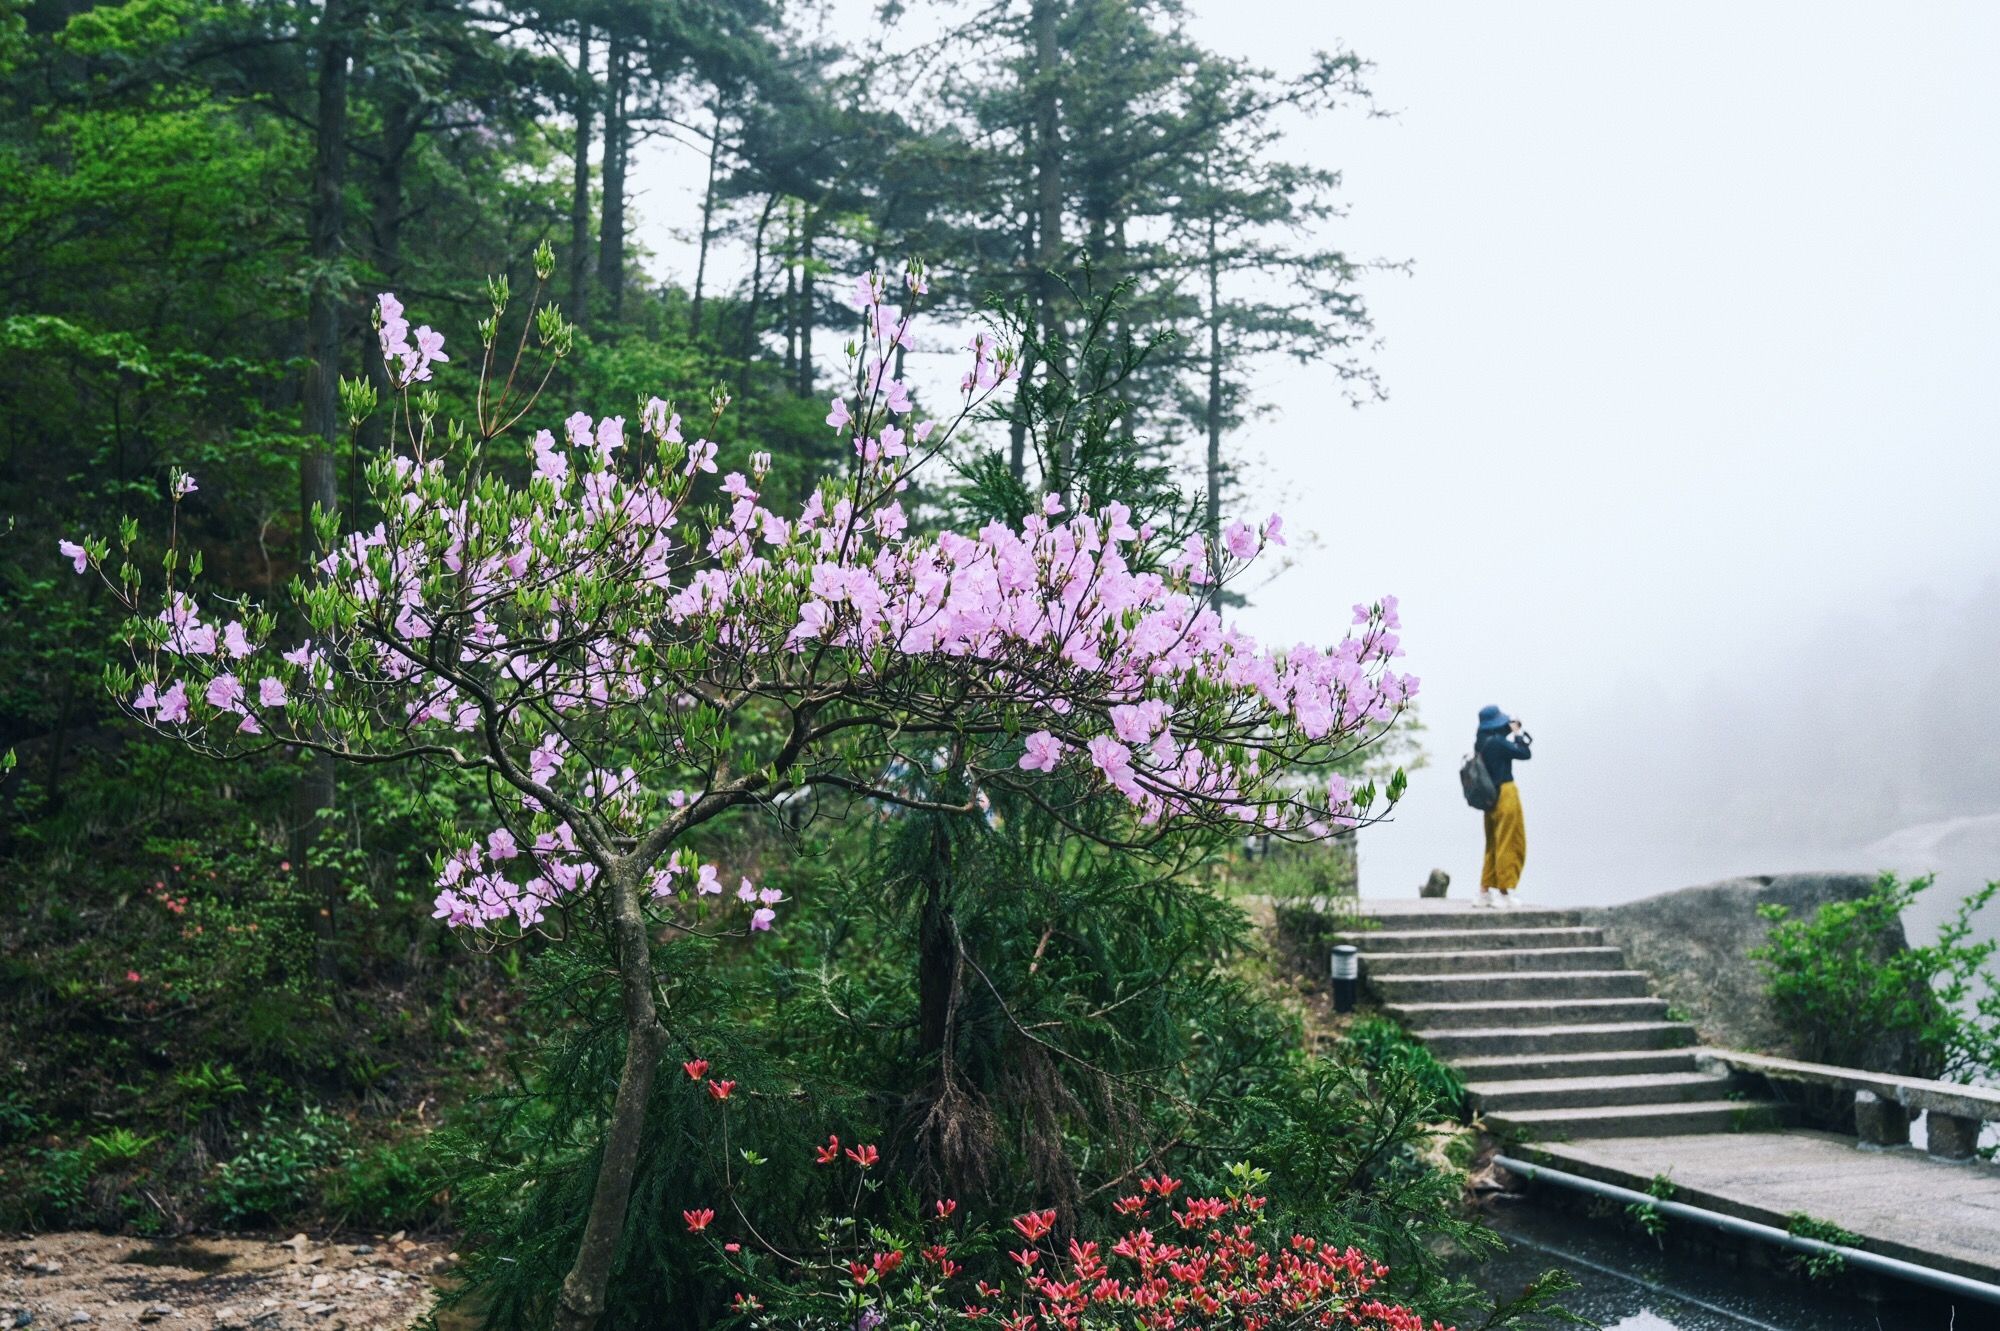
top-left (629, 3), bottom-right (2000, 939)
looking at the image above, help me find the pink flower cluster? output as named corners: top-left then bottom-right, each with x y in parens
top-left (70, 267), bottom-right (1415, 943)
top-left (376, 293), bottom-right (448, 386)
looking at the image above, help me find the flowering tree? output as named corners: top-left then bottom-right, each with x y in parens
top-left (64, 244), bottom-right (1415, 1331)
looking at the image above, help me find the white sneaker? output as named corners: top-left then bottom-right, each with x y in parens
top-left (1476, 889), bottom-right (1495, 909)
top-left (1498, 893), bottom-right (1517, 911)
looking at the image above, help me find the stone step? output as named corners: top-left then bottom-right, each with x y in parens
top-left (1372, 970), bottom-right (1653, 1003)
top-left (1385, 996), bottom-right (1671, 1030)
top-left (1352, 906), bottom-right (1582, 932)
top-left (1416, 1022), bottom-right (1697, 1059)
top-left (1486, 1099), bottom-right (1786, 1140)
top-left (1451, 1048), bottom-right (1701, 1081)
top-left (1339, 927), bottom-right (1607, 954)
top-left (1361, 946), bottom-right (1627, 976)
top-left (1468, 1071), bottom-right (1734, 1113)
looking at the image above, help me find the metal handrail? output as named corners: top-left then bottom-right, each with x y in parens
top-left (1495, 1153), bottom-right (2000, 1307)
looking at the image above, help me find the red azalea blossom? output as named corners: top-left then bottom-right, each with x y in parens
top-left (935, 1198), bottom-right (959, 1220)
top-left (682, 1208), bottom-right (715, 1232)
top-left (682, 1058), bottom-right (709, 1080)
top-left (814, 1133), bottom-right (841, 1164)
top-left (844, 1142), bottom-right (879, 1168)
top-left (1012, 1208), bottom-right (1058, 1241)
top-left (705, 1078), bottom-right (735, 1101)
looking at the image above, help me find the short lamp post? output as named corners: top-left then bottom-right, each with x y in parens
top-left (1330, 944), bottom-right (1360, 1013)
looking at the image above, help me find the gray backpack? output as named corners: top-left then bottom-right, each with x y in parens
top-left (1459, 748), bottom-right (1498, 811)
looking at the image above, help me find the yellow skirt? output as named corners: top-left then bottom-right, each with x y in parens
top-left (1482, 782), bottom-right (1527, 892)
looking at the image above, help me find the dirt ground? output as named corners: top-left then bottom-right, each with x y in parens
top-left (0, 1231), bottom-right (449, 1330)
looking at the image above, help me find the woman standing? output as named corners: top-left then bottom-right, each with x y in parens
top-left (1475, 705), bottom-right (1532, 909)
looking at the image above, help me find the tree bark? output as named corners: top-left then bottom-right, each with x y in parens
top-left (737, 192), bottom-right (777, 398)
top-left (1031, 0), bottom-right (1068, 493)
top-left (298, 0), bottom-right (352, 982)
top-left (596, 33), bottom-right (628, 323)
top-left (794, 202), bottom-right (818, 397)
top-left (568, 24), bottom-right (595, 325)
top-left (1204, 207), bottom-right (1223, 581)
top-left (690, 101), bottom-right (723, 340)
top-left (553, 866), bottom-right (667, 1331)
top-left (358, 81), bottom-right (417, 513)
top-left (782, 203), bottom-right (798, 377)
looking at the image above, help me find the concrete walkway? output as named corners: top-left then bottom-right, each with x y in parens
top-left (1518, 1129), bottom-right (2000, 1284)
top-left (1338, 897), bottom-right (2000, 1289)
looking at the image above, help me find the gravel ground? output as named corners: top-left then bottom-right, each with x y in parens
top-left (0, 1232), bottom-right (450, 1331)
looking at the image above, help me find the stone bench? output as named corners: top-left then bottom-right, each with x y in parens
top-left (1696, 1048), bottom-right (2000, 1161)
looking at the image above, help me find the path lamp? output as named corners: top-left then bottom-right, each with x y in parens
top-left (1330, 944), bottom-right (1360, 1013)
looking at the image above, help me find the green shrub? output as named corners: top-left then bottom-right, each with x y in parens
top-left (18, 1145), bottom-right (92, 1224)
top-left (1343, 1014), bottom-right (1465, 1113)
top-left (1754, 873), bottom-right (2000, 1080)
top-left (211, 1105), bottom-right (348, 1225)
top-left (326, 1137), bottom-right (445, 1230)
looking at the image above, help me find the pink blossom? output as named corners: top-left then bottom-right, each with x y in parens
top-left (155, 681), bottom-right (189, 724)
top-left (531, 429), bottom-right (568, 482)
top-left (750, 907), bottom-right (776, 931)
top-left (258, 677), bottom-right (287, 708)
top-left (826, 397), bottom-right (852, 433)
top-left (171, 471), bottom-right (197, 499)
top-left (1019, 731), bottom-right (1064, 773)
top-left (59, 539), bottom-right (87, 573)
top-left (595, 416), bottom-right (625, 459)
top-left (1223, 521), bottom-right (1259, 561)
top-left (206, 674), bottom-right (246, 713)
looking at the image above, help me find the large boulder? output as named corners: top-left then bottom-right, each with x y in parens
top-left (1589, 873), bottom-right (1897, 1057)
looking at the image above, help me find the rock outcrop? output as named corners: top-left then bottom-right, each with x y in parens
top-left (1589, 873), bottom-right (1894, 1058)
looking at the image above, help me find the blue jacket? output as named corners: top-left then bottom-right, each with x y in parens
top-left (1477, 730), bottom-right (1532, 787)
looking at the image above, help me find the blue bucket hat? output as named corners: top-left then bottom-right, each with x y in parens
top-left (1477, 705), bottom-right (1511, 732)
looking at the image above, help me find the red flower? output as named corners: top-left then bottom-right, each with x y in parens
top-left (683, 1058), bottom-right (709, 1080)
top-left (1009, 1248), bottom-right (1040, 1271)
top-left (935, 1198), bottom-right (959, 1220)
top-left (844, 1142), bottom-right (879, 1168)
top-left (814, 1133), bottom-right (841, 1164)
top-left (1113, 1195), bottom-right (1147, 1215)
top-left (1011, 1208), bottom-right (1057, 1241)
top-left (682, 1208), bottom-right (715, 1232)
top-left (706, 1079), bottom-right (736, 1101)
top-left (872, 1250), bottom-right (903, 1277)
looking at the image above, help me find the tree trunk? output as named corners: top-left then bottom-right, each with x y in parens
top-left (794, 203), bottom-right (818, 397)
top-left (358, 83), bottom-right (417, 513)
top-left (1031, 0), bottom-right (1067, 493)
top-left (1007, 177), bottom-right (1037, 487)
top-left (298, 0), bottom-right (351, 983)
top-left (1204, 208), bottom-right (1223, 581)
top-left (568, 24), bottom-right (595, 325)
top-left (553, 866), bottom-right (667, 1331)
top-left (737, 193), bottom-right (777, 398)
top-left (782, 203), bottom-right (798, 377)
top-left (690, 101), bottom-right (723, 340)
top-left (915, 824), bottom-right (957, 1068)
top-left (596, 34), bottom-right (628, 323)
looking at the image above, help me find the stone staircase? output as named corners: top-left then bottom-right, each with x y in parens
top-left (1340, 901), bottom-right (1784, 1139)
